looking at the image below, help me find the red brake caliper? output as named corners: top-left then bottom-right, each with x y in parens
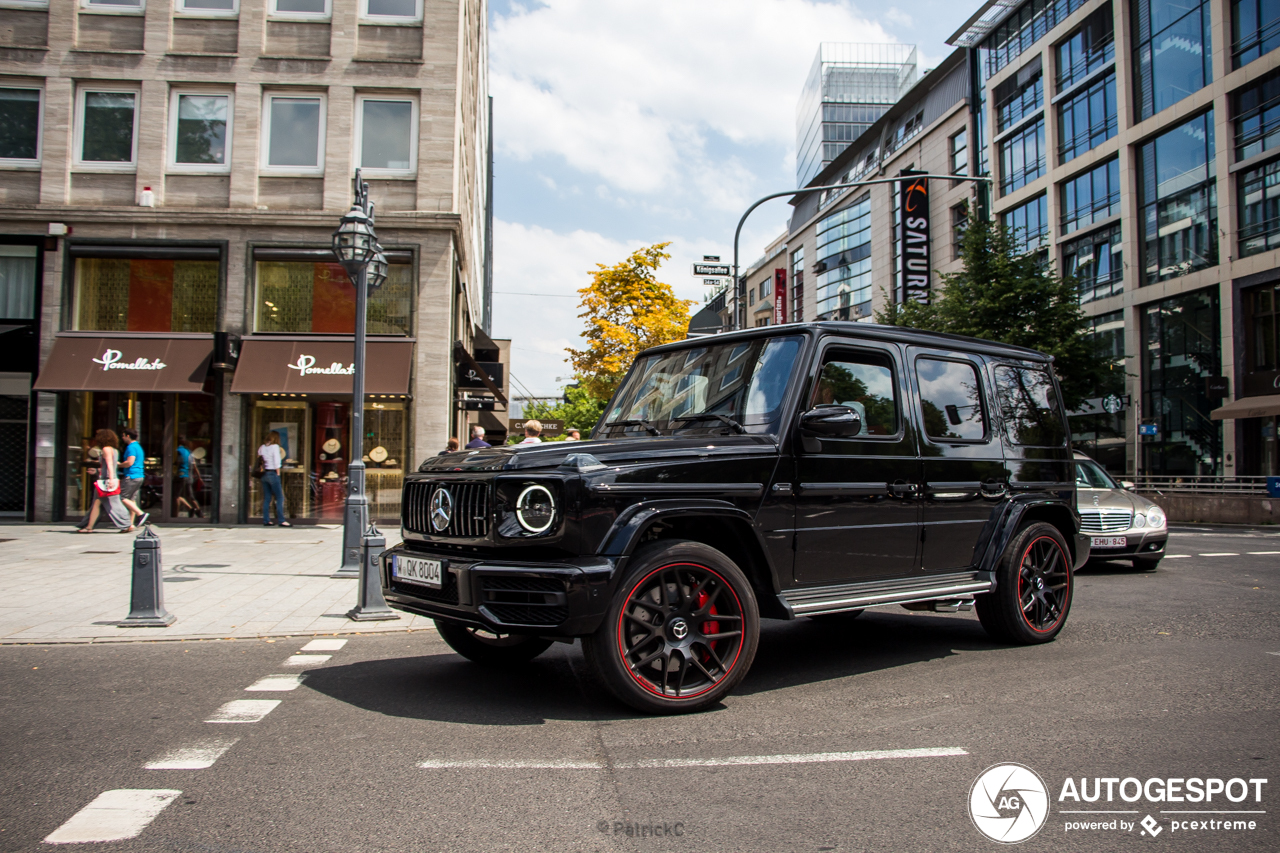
top-left (696, 589), bottom-right (719, 665)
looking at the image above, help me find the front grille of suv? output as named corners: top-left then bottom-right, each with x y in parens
top-left (479, 576), bottom-right (568, 626)
top-left (1079, 508), bottom-right (1133, 533)
top-left (403, 481), bottom-right (490, 537)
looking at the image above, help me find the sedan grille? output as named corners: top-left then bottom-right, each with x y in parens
top-left (1079, 508), bottom-right (1133, 533)
top-left (403, 481), bottom-right (490, 538)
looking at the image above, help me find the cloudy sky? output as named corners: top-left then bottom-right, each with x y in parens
top-left (488, 0), bottom-right (982, 397)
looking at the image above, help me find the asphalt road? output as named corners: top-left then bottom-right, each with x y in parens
top-left (2, 526), bottom-right (1277, 853)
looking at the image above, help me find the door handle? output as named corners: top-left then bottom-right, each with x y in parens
top-left (890, 480), bottom-right (919, 497)
top-left (980, 480), bottom-right (1009, 498)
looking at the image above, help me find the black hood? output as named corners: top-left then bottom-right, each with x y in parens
top-left (418, 434), bottom-right (777, 474)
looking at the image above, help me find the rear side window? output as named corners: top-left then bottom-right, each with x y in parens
top-left (811, 351), bottom-right (898, 436)
top-left (994, 365), bottom-right (1067, 446)
top-left (916, 357), bottom-right (987, 441)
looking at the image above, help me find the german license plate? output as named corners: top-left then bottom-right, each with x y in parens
top-left (393, 555), bottom-right (443, 588)
top-left (1091, 536), bottom-right (1127, 548)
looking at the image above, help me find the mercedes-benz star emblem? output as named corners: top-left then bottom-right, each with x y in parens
top-left (430, 487), bottom-right (453, 532)
top-left (670, 618), bottom-right (689, 640)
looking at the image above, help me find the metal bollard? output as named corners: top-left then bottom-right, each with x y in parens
top-left (346, 523), bottom-right (399, 622)
top-left (120, 526), bottom-right (175, 627)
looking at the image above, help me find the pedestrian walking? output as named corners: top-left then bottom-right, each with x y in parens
top-left (118, 428), bottom-right (149, 528)
top-left (466, 426), bottom-right (490, 448)
top-left (77, 429), bottom-right (134, 533)
top-left (174, 435), bottom-right (203, 518)
top-left (439, 437), bottom-right (460, 455)
top-left (519, 420), bottom-right (543, 444)
top-left (565, 429), bottom-right (581, 441)
top-left (257, 430), bottom-right (291, 527)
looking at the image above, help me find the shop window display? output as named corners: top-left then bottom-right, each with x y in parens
top-left (254, 261), bottom-right (412, 336)
top-left (248, 397), bottom-right (405, 522)
top-left (74, 258), bottom-right (217, 332)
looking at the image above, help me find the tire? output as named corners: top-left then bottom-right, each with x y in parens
top-left (1133, 556), bottom-right (1161, 572)
top-left (976, 521), bottom-right (1074, 645)
top-left (809, 609), bottom-right (864, 622)
top-left (434, 620), bottom-right (554, 666)
top-left (583, 540), bottom-right (760, 714)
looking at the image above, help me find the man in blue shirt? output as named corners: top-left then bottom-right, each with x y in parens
top-left (119, 428), bottom-right (149, 528)
top-left (465, 426), bottom-right (491, 449)
top-left (175, 435), bottom-right (203, 518)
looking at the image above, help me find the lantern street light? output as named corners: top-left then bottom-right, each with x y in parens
top-left (330, 169), bottom-right (397, 622)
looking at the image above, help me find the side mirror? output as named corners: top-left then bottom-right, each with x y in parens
top-left (944, 404), bottom-right (963, 426)
top-left (1120, 480), bottom-right (1136, 491)
top-left (799, 404), bottom-right (862, 438)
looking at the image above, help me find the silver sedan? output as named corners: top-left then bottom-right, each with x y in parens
top-left (1074, 452), bottom-right (1168, 571)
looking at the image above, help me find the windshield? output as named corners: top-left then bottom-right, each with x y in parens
top-left (601, 335), bottom-right (804, 435)
top-left (1075, 458), bottom-right (1118, 489)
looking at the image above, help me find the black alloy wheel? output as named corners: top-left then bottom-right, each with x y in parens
top-left (976, 521), bottom-right (1074, 644)
top-left (584, 540), bottom-right (759, 714)
top-left (434, 620), bottom-right (554, 666)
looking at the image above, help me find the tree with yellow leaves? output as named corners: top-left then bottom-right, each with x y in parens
top-left (567, 242), bottom-right (695, 403)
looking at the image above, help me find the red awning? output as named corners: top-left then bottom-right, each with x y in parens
top-left (229, 337), bottom-right (413, 395)
top-left (33, 335), bottom-right (213, 393)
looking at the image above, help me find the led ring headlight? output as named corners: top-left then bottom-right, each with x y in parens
top-left (515, 485), bottom-right (556, 534)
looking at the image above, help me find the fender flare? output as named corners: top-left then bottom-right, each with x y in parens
top-left (975, 495), bottom-right (1083, 580)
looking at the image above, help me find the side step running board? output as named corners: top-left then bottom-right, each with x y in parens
top-left (779, 572), bottom-right (993, 618)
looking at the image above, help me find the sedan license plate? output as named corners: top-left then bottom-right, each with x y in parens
top-left (1091, 536), bottom-right (1127, 549)
top-left (394, 555), bottom-right (444, 588)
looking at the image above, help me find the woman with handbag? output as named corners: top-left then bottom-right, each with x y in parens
top-left (77, 429), bottom-right (134, 533)
top-left (257, 430), bottom-right (290, 527)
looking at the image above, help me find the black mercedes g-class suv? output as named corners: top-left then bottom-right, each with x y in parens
top-left (381, 323), bottom-right (1087, 714)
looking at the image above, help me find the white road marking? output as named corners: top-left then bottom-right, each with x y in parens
top-left (284, 654), bottom-right (330, 666)
top-left (1199, 553), bottom-right (1239, 557)
top-left (145, 739), bottom-right (239, 770)
top-left (1165, 555), bottom-right (1191, 558)
top-left (300, 639), bottom-right (347, 652)
top-left (1247, 551), bottom-right (1280, 555)
top-left (1268, 652), bottom-right (1280, 656)
top-left (205, 699), bottom-right (281, 723)
top-left (245, 674), bottom-right (305, 692)
top-left (418, 746), bottom-right (969, 770)
top-left (44, 789), bottom-right (182, 844)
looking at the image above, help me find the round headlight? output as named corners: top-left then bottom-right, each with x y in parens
top-left (515, 485), bottom-right (556, 534)
top-left (1147, 507), bottom-right (1166, 528)
top-left (1132, 513), bottom-right (1147, 529)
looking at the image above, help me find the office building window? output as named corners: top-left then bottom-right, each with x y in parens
top-left (999, 119), bottom-right (1046, 195)
top-left (1057, 4), bottom-right (1115, 90)
top-left (76, 89), bottom-right (138, 168)
top-left (83, 0), bottom-right (143, 9)
top-left (271, 0), bottom-right (328, 16)
top-left (1062, 224), bottom-right (1123, 303)
top-left (0, 88), bottom-right (41, 164)
top-left (1132, 0), bottom-right (1212, 121)
top-left (169, 92), bottom-right (231, 171)
top-left (995, 62), bottom-right (1043, 133)
top-left (1239, 159), bottom-right (1280, 256)
top-left (1235, 71), bottom-right (1280, 160)
top-left (983, 0), bottom-right (1090, 76)
top-left (1142, 288), bottom-right (1222, 475)
top-left (815, 196), bottom-right (872, 320)
top-left (356, 97), bottom-right (416, 174)
top-left (1058, 73), bottom-right (1117, 163)
top-left (1002, 193), bottom-right (1048, 256)
top-left (255, 260), bottom-right (412, 336)
top-left (363, 0), bottom-right (420, 20)
top-left (177, 0), bottom-right (236, 13)
top-left (952, 202), bottom-right (969, 260)
top-left (1233, 0), bottom-right (1280, 68)
top-left (951, 128), bottom-right (968, 176)
top-left (0, 246), bottom-right (37, 320)
top-left (262, 95), bottom-right (324, 173)
top-left (1139, 110), bottom-right (1217, 284)
top-left (791, 246), bottom-right (804, 321)
top-left (1061, 157), bottom-right (1120, 234)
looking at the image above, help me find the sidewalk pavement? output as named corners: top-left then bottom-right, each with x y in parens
top-left (0, 523), bottom-right (435, 644)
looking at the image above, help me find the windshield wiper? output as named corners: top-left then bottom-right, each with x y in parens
top-left (608, 418), bottom-right (662, 436)
top-left (671, 412), bottom-right (745, 433)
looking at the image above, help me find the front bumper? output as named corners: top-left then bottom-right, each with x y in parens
top-left (1084, 529), bottom-right (1169, 560)
top-left (380, 543), bottom-right (617, 636)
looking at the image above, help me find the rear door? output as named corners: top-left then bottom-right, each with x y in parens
top-left (990, 361), bottom-right (1075, 505)
top-left (793, 340), bottom-right (921, 584)
top-left (908, 348), bottom-right (1009, 572)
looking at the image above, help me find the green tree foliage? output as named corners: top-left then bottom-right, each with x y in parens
top-left (874, 215), bottom-right (1105, 409)
top-left (521, 384), bottom-right (608, 438)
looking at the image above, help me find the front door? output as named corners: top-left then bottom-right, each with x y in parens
top-left (908, 349), bottom-right (1008, 572)
top-left (794, 342), bottom-right (921, 584)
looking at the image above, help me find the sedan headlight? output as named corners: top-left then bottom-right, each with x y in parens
top-left (1132, 513), bottom-right (1146, 529)
top-left (1146, 507), bottom-right (1166, 528)
top-left (515, 485), bottom-right (556, 534)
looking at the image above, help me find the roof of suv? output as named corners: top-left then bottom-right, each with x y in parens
top-left (664, 321), bottom-right (1052, 363)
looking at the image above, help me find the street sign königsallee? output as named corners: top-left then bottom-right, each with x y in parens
top-left (693, 263), bottom-right (732, 277)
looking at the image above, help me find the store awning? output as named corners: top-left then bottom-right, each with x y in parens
top-left (230, 337), bottom-right (413, 395)
top-left (33, 334), bottom-right (213, 393)
top-left (1210, 394), bottom-right (1280, 420)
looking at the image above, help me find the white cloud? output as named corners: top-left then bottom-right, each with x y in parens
top-left (491, 0), bottom-right (898, 205)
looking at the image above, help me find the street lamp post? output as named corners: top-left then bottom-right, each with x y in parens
top-left (330, 170), bottom-right (396, 621)
top-left (729, 174), bottom-right (992, 331)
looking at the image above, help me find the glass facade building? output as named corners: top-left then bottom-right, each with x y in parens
top-left (815, 195), bottom-right (873, 319)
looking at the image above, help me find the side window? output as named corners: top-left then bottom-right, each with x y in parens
top-left (994, 365), bottom-right (1067, 446)
top-left (916, 357), bottom-right (987, 441)
top-left (811, 351), bottom-right (898, 436)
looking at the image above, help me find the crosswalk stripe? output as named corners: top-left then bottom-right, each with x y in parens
top-left (284, 654), bottom-right (330, 666)
top-left (205, 699), bottom-right (281, 723)
top-left (245, 674), bottom-right (306, 692)
top-left (300, 639), bottom-right (347, 651)
top-left (145, 739), bottom-right (239, 770)
top-left (44, 789), bottom-right (181, 844)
